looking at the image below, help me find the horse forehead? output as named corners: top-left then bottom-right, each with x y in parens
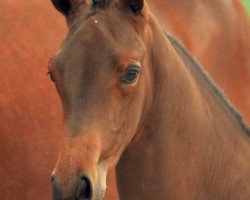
top-left (57, 14), bottom-right (143, 68)
top-left (70, 11), bottom-right (134, 44)
top-left (63, 24), bottom-right (129, 59)
top-left (66, 20), bottom-right (117, 53)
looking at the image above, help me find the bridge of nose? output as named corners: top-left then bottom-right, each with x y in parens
top-left (51, 128), bottom-right (102, 200)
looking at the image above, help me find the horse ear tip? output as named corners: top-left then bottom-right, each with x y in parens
top-left (51, 0), bottom-right (71, 17)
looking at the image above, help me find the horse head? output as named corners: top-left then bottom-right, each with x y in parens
top-left (49, 0), bottom-right (152, 199)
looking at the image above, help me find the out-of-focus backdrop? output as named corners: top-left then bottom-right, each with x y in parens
top-left (243, 0), bottom-right (250, 15)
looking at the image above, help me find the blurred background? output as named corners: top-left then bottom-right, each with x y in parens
top-left (243, 0), bottom-right (250, 15)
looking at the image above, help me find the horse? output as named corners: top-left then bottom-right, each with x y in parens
top-left (147, 0), bottom-right (250, 123)
top-left (49, 0), bottom-right (250, 199)
top-left (1, 0), bottom-right (249, 199)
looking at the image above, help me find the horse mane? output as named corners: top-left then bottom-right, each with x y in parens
top-left (165, 32), bottom-right (250, 136)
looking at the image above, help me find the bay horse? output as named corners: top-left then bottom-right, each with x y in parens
top-left (1, 0), bottom-right (249, 200)
top-left (49, 0), bottom-right (250, 199)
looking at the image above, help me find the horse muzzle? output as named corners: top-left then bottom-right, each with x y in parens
top-left (51, 174), bottom-right (93, 200)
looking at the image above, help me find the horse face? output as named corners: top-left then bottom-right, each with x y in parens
top-left (49, 0), bottom-right (149, 199)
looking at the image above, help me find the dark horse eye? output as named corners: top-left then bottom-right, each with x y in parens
top-left (121, 64), bottom-right (140, 84)
top-left (47, 70), bottom-right (56, 83)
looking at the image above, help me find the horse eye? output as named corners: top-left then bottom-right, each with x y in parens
top-left (121, 64), bottom-right (140, 84)
top-left (47, 70), bottom-right (55, 83)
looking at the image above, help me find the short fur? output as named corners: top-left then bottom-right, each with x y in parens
top-left (166, 32), bottom-right (250, 136)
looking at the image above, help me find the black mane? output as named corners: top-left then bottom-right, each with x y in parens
top-left (165, 32), bottom-right (250, 136)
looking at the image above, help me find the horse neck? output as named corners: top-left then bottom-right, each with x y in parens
top-left (116, 13), bottom-right (250, 200)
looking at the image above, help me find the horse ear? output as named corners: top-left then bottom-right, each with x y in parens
top-left (122, 0), bottom-right (144, 15)
top-left (51, 0), bottom-right (72, 16)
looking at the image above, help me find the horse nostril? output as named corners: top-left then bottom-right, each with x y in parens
top-left (51, 174), bottom-right (56, 183)
top-left (76, 175), bottom-right (92, 200)
top-left (51, 174), bottom-right (92, 200)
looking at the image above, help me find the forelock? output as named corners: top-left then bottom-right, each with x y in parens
top-left (92, 0), bottom-right (110, 9)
